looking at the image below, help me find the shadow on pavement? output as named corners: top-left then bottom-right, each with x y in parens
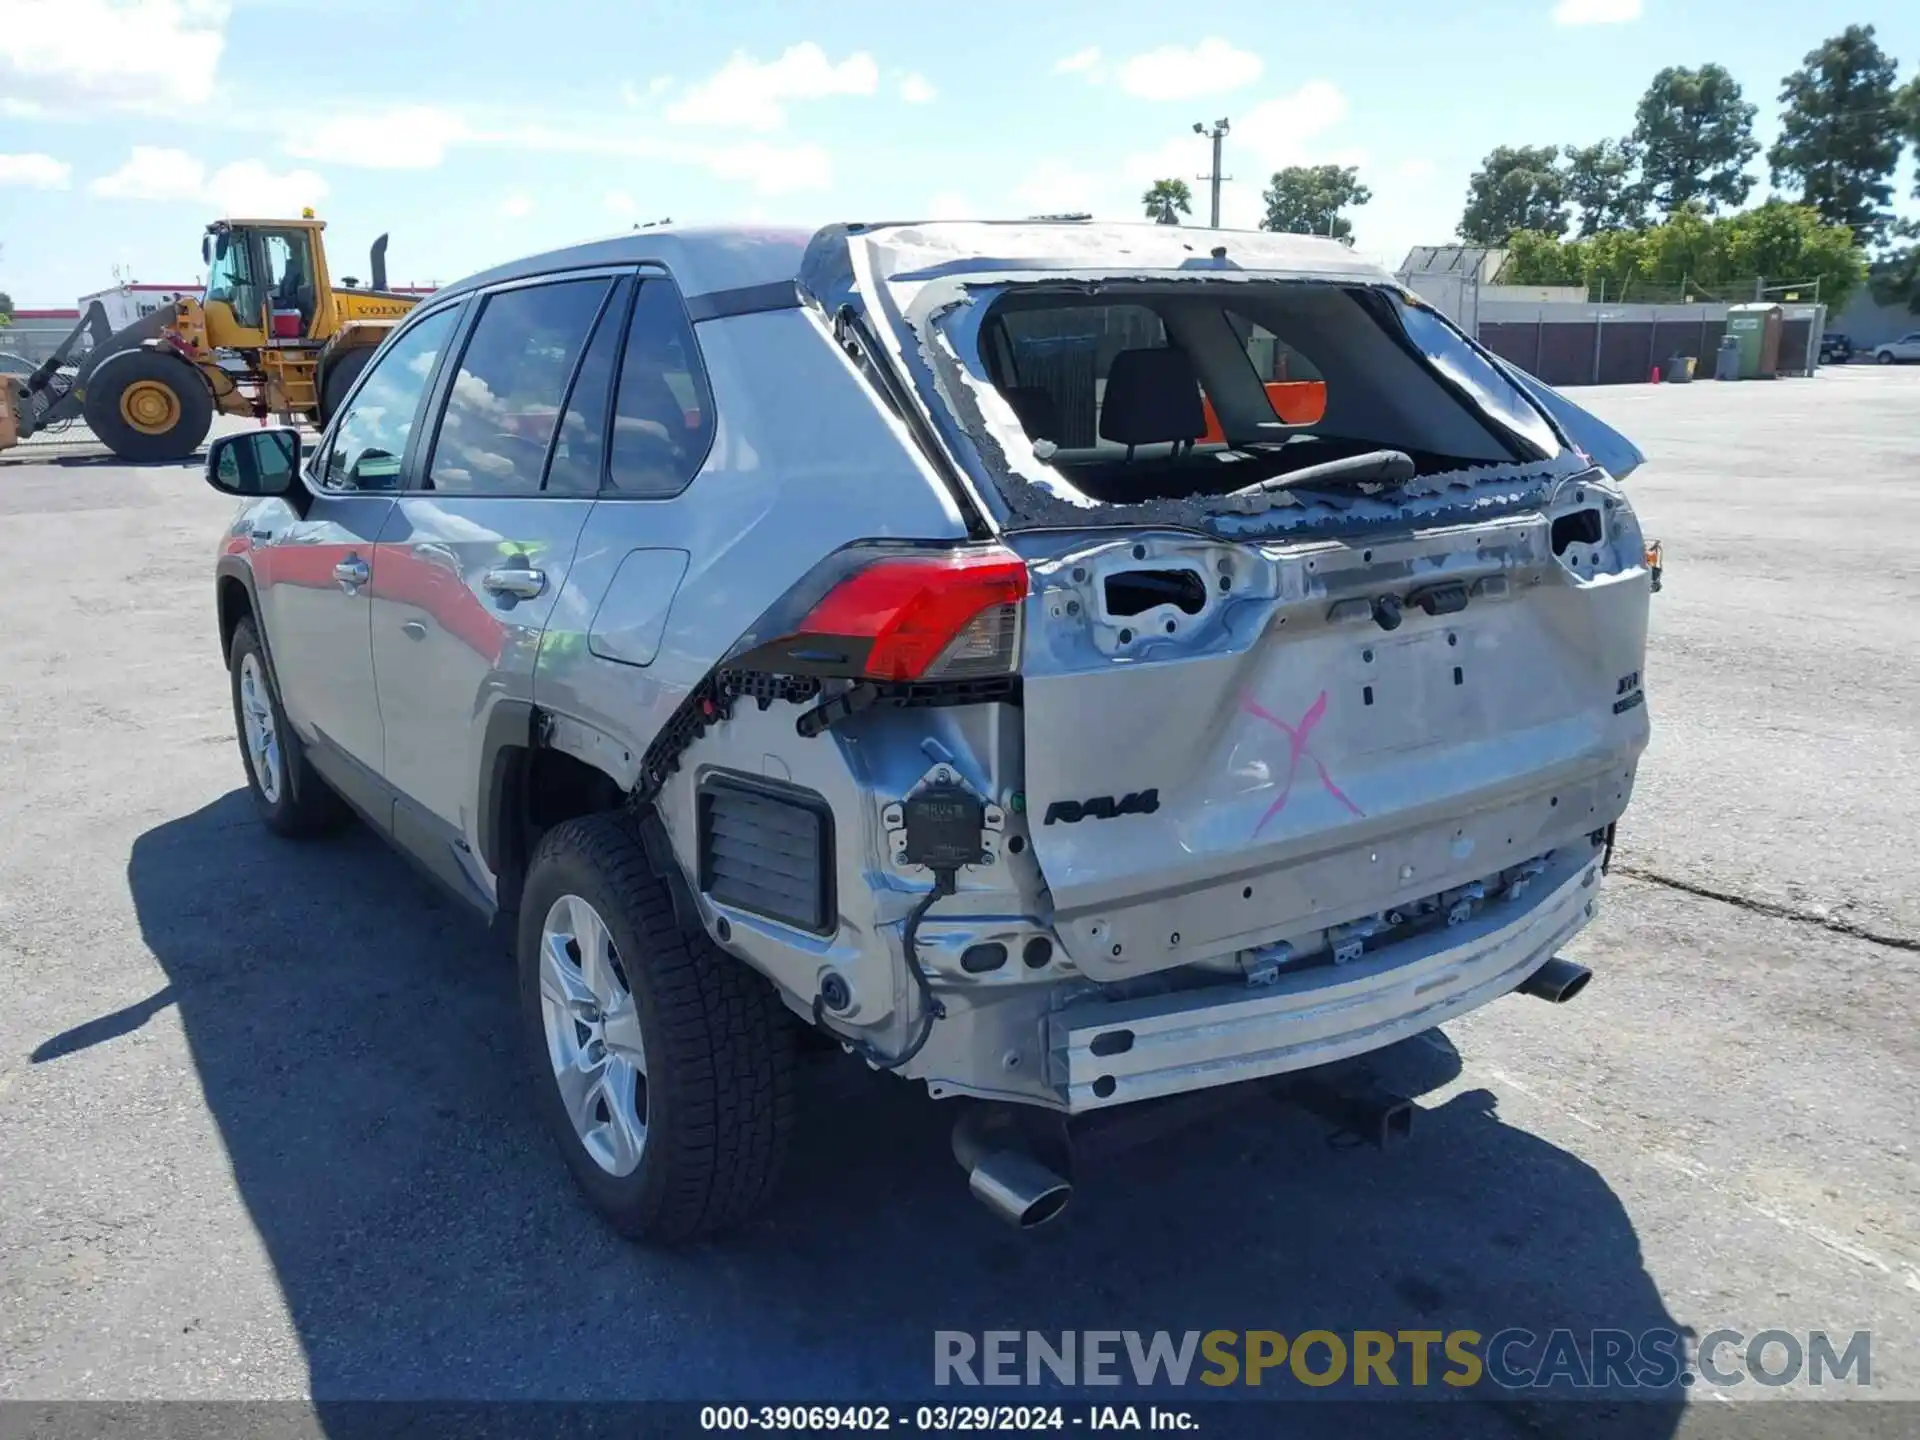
top-left (93, 791), bottom-right (1686, 1436)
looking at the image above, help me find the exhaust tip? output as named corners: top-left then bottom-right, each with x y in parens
top-left (1519, 956), bottom-right (1592, 1004)
top-left (967, 1151), bottom-right (1073, 1229)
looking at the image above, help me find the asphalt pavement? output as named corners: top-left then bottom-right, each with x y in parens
top-left (0, 377), bottom-right (1915, 1435)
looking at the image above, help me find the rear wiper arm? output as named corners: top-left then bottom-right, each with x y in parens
top-left (1227, 449), bottom-right (1417, 499)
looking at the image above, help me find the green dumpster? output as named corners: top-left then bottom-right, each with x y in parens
top-left (1724, 303), bottom-right (1784, 379)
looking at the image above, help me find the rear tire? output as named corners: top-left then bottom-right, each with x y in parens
top-left (518, 814), bottom-right (795, 1243)
top-left (228, 618), bottom-right (350, 838)
top-left (317, 347), bottom-right (372, 426)
top-left (82, 349), bottom-right (214, 462)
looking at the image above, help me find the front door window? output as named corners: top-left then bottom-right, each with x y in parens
top-left (203, 232), bottom-right (262, 329)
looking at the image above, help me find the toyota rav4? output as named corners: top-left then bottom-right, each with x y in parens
top-left (205, 220), bottom-right (1655, 1241)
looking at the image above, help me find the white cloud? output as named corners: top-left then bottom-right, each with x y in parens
top-left (1397, 157), bottom-right (1437, 181)
top-left (88, 145), bottom-right (325, 212)
top-left (899, 72), bottom-right (937, 104)
top-left (1123, 133), bottom-right (1208, 190)
top-left (0, 0), bottom-right (228, 110)
top-left (666, 42), bottom-right (878, 131)
top-left (89, 145), bottom-right (206, 200)
top-left (1234, 80), bottom-right (1351, 169)
top-left (703, 139), bottom-right (834, 194)
top-left (1551, 0), bottom-right (1642, 23)
top-left (500, 191), bottom-right (534, 219)
top-left (620, 76), bottom-right (673, 106)
top-left (1010, 160), bottom-right (1100, 217)
top-left (1117, 38), bottom-right (1262, 101)
top-left (604, 189), bottom-right (638, 219)
top-left (926, 190), bottom-right (978, 219)
top-left (485, 116), bottom-right (836, 196)
top-left (0, 152), bottom-right (72, 189)
top-left (1053, 47), bottom-right (1102, 77)
top-left (204, 158), bottom-right (327, 214)
top-left (1, 97), bottom-right (46, 117)
top-left (285, 105), bottom-right (467, 169)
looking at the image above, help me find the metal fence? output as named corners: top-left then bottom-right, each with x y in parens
top-left (1580, 276), bottom-right (1825, 307)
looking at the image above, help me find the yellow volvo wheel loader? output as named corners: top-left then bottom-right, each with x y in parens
top-left (0, 211), bottom-right (420, 462)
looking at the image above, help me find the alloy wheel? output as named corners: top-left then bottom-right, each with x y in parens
top-left (538, 893), bottom-right (649, 1177)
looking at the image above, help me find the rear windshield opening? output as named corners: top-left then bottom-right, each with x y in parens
top-left (960, 282), bottom-right (1560, 507)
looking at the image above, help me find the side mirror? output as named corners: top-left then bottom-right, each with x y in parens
top-left (201, 234), bottom-right (211, 265)
top-left (207, 428), bottom-right (301, 498)
top-left (214, 232), bottom-right (229, 261)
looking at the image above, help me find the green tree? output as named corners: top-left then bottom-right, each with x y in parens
top-left (1899, 77), bottom-right (1920, 198)
top-left (1458, 146), bottom-right (1567, 245)
top-left (1499, 203), bottom-right (1864, 310)
top-left (1638, 203), bottom-right (1723, 288)
top-left (1868, 220), bottom-right (1920, 313)
top-left (1563, 139), bottom-right (1641, 235)
top-left (1719, 200), bottom-right (1863, 301)
top-left (0, 291), bottom-right (11, 328)
top-left (1260, 165), bottom-right (1372, 239)
top-left (1141, 178), bottom-right (1192, 225)
top-left (1631, 64), bottom-right (1759, 216)
top-left (1768, 26), bottom-right (1902, 243)
top-left (1501, 230), bottom-right (1583, 285)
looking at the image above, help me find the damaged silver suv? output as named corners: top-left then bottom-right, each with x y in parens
top-left (205, 220), bottom-right (1655, 1240)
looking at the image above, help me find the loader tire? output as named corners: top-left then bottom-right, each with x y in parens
top-left (317, 347), bottom-right (372, 426)
top-left (83, 350), bottom-right (214, 463)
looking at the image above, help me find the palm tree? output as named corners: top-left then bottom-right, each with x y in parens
top-left (1142, 179), bottom-right (1193, 225)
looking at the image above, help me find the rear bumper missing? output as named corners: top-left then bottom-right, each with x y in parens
top-left (1048, 846), bottom-right (1599, 1112)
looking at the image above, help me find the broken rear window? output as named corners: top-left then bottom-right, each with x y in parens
top-left (931, 280), bottom-right (1562, 512)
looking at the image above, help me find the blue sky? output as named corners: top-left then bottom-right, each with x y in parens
top-left (2, 0), bottom-right (1918, 304)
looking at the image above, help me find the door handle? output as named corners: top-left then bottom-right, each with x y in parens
top-left (333, 556), bottom-right (370, 588)
top-left (482, 566), bottom-right (546, 600)
top-left (401, 619), bottom-right (428, 641)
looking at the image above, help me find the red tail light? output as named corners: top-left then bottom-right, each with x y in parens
top-left (787, 545), bottom-right (1029, 682)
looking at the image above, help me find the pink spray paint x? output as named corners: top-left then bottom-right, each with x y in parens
top-left (1243, 690), bottom-right (1364, 835)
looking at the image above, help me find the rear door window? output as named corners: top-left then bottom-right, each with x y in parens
top-left (605, 277), bottom-right (715, 498)
top-left (990, 301), bottom-right (1184, 449)
top-left (1394, 300), bottom-right (1559, 456)
top-left (425, 277), bottom-right (611, 495)
top-left (1228, 312), bottom-right (1327, 426)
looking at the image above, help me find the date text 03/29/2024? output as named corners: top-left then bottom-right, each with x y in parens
top-left (699, 1406), bottom-right (1193, 1432)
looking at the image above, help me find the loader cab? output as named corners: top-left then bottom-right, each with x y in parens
top-left (201, 217), bottom-right (333, 344)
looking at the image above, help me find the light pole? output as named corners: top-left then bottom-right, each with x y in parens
top-left (1193, 118), bottom-right (1230, 228)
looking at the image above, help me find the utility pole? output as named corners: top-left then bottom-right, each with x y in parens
top-left (1192, 118), bottom-right (1230, 228)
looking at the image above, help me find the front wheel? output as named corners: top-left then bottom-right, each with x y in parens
top-left (228, 618), bottom-right (349, 837)
top-left (82, 349), bottom-right (214, 462)
top-left (518, 815), bottom-right (794, 1242)
top-left (1877, 351), bottom-right (1896, 365)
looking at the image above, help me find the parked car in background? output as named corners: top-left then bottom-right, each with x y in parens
top-left (1818, 332), bottom-right (1853, 365)
top-left (200, 220), bottom-right (1658, 1242)
top-left (1872, 332), bottom-right (1920, 364)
